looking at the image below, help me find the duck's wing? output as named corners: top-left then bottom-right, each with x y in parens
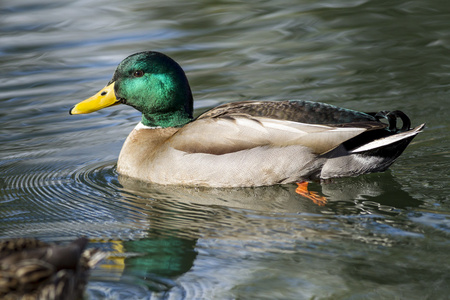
top-left (197, 100), bottom-right (382, 126)
top-left (169, 101), bottom-right (386, 155)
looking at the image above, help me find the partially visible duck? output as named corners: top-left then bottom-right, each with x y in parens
top-left (70, 51), bottom-right (424, 187)
top-left (0, 237), bottom-right (105, 300)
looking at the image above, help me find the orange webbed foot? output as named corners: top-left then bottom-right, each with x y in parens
top-left (295, 181), bottom-right (328, 206)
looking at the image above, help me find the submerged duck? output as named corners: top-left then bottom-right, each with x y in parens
top-left (0, 237), bottom-right (105, 300)
top-left (70, 51), bottom-right (424, 187)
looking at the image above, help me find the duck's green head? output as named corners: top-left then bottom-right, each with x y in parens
top-left (70, 51), bottom-right (193, 127)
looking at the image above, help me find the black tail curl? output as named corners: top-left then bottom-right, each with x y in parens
top-left (367, 110), bottom-right (411, 133)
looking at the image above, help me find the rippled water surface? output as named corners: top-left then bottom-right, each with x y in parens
top-left (1, 0), bottom-right (449, 299)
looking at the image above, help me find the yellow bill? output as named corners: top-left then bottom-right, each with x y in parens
top-left (70, 82), bottom-right (120, 114)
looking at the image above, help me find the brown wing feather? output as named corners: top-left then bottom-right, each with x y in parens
top-left (197, 100), bottom-right (386, 129)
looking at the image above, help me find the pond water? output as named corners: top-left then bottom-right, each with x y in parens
top-left (1, 0), bottom-right (449, 299)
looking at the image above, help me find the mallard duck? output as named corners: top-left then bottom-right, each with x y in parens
top-left (0, 237), bottom-right (105, 300)
top-left (70, 51), bottom-right (424, 188)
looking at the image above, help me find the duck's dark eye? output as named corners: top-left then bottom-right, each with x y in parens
top-left (133, 70), bottom-right (144, 77)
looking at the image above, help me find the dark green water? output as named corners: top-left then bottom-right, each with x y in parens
top-left (1, 0), bottom-right (449, 299)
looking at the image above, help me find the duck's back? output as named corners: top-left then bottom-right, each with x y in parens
top-left (198, 100), bottom-right (383, 128)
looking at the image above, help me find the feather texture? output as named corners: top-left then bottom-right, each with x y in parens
top-left (0, 238), bottom-right (106, 300)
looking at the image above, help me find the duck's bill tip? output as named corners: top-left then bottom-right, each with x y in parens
top-left (69, 82), bottom-right (118, 115)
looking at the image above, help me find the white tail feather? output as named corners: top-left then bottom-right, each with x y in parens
top-left (350, 124), bottom-right (425, 153)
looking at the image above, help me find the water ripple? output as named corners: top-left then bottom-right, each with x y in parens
top-left (1, 159), bottom-right (150, 240)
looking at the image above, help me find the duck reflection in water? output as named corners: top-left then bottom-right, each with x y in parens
top-left (118, 171), bottom-right (422, 211)
top-left (95, 171), bottom-right (422, 296)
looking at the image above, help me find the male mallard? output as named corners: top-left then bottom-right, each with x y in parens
top-left (70, 51), bottom-right (424, 187)
top-left (0, 237), bottom-right (105, 300)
